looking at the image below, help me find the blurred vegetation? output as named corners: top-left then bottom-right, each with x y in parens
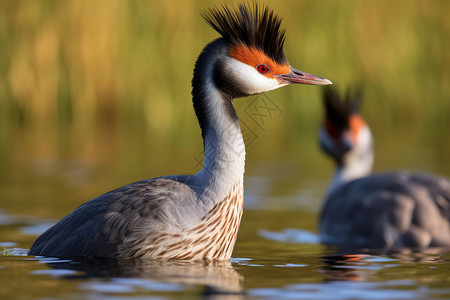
top-left (0, 0), bottom-right (450, 215)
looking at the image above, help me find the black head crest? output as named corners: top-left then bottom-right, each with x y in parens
top-left (323, 86), bottom-right (362, 130)
top-left (202, 3), bottom-right (287, 64)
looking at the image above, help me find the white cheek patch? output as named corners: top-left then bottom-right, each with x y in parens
top-left (224, 57), bottom-right (286, 94)
top-left (357, 126), bottom-right (372, 150)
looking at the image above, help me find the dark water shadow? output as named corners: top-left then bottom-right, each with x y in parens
top-left (323, 244), bottom-right (450, 260)
top-left (320, 246), bottom-right (450, 282)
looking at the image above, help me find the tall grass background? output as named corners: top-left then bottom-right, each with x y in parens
top-left (1, 0), bottom-right (450, 216)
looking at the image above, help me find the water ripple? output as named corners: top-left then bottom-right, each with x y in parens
top-left (259, 228), bottom-right (320, 244)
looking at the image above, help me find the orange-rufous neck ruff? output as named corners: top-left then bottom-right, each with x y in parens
top-left (349, 115), bottom-right (365, 144)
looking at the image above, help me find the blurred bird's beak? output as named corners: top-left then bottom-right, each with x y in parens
top-left (275, 67), bottom-right (332, 85)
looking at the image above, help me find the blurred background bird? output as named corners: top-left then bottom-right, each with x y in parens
top-left (318, 87), bottom-right (450, 252)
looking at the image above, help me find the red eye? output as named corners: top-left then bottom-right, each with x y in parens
top-left (256, 64), bottom-right (270, 74)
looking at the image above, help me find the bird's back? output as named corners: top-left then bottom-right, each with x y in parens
top-left (29, 176), bottom-right (212, 259)
top-left (320, 171), bottom-right (450, 250)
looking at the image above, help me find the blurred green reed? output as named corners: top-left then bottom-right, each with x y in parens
top-left (0, 0), bottom-right (449, 170)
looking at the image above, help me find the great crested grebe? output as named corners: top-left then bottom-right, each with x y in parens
top-left (29, 3), bottom-right (331, 260)
top-left (318, 87), bottom-right (450, 251)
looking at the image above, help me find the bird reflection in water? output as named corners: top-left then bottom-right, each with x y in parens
top-left (40, 257), bottom-right (244, 298)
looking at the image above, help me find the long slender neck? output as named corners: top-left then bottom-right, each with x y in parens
top-left (327, 126), bottom-right (374, 196)
top-left (191, 39), bottom-right (245, 205)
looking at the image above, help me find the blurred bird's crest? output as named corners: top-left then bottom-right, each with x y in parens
top-left (323, 87), bottom-right (361, 131)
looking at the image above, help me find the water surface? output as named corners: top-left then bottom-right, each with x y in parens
top-left (2, 168), bottom-right (450, 299)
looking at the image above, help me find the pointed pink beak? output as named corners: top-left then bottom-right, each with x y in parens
top-left (275, 67), bottom-right (332, 85)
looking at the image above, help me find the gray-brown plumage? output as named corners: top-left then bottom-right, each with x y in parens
top-left (29, 3), bottom-right (331, 260)
top-left (319, 87), bottom-right (450, 251)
